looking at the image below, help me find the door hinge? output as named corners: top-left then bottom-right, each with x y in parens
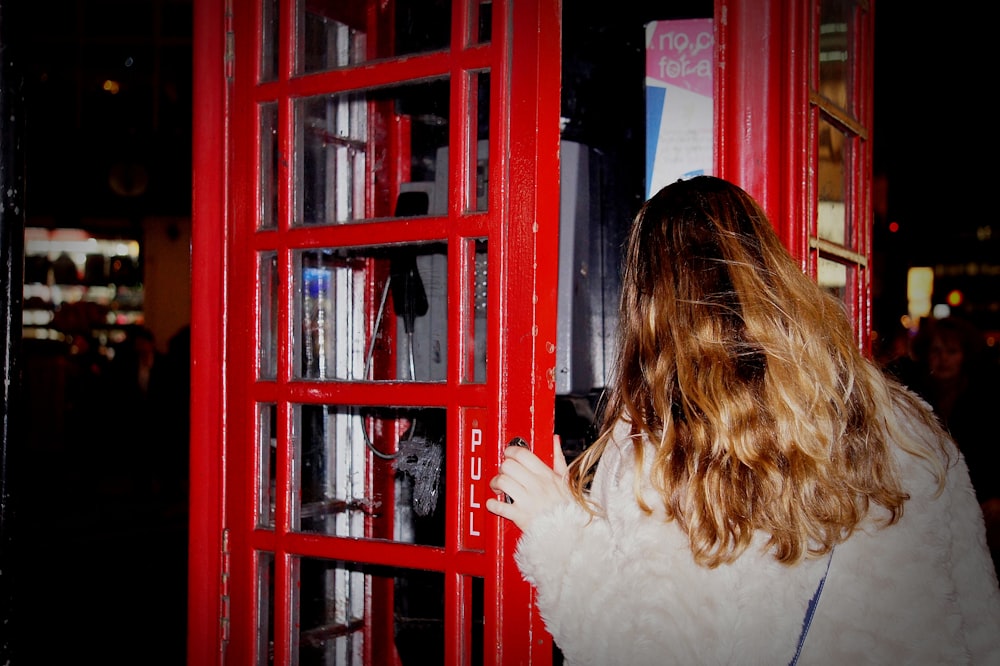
top-left (221, 527), bottom-right (231, 646)
top-left (224, 0), bottom-right (235, 82)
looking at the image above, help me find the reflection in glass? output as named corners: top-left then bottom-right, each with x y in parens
top-left (295, 80), bottom-right (450, 226)
top-left (260, 102), bottom-right (279, 230)
top-left (818, 0), bottom-right (853, 112)
top-left (817, 116), bottom-right (848, 244)
top-left (296, 91), bottom-right (366, 225)
top-left (472, 0), bottom-right (492, 45)
top-left (296, 0), bottom-right (452, 74)
top-left (261, 0), bottom-right (280, 82)
top-left (467, 71), bottom-right (490, 213)
top-left (818, 256), bottom-right (848, 301)
top-left (295, 243), bottom-right (448, 382)
top-left (259, 251), bottom-right (279, 380)
top-left (297, 0), bottom-right (366, 73)
top-left (257, 552), bottom-right (275, 666)
top-left (466, 576), bottom-right (485, 664)
top-left (292, 558), bottom-right (446, 665)
top-left (396, 247), bottom-right (449, 382)
top-left (464, 239), bottom-right (488, 383)
top-left (293, 404), bottom-right (446, 547)
top-left (258, 403), bottom-right (277, 529)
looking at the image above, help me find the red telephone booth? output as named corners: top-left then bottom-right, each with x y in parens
top-left (189, 1), bottom-right (874, 664)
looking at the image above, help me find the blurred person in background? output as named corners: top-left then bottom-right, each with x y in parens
top-left (101, 325), bottom-right (163, 497)
top-left (876, 322), bottom-right (921, 389)
top-left (911, 316), bottom-right (1000, 574)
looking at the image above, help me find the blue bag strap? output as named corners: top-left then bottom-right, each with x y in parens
top-left (789, 549), bottom-right (834, 666)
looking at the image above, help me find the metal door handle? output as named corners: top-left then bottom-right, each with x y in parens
top-left (507, 436), bottom-right (529, 449)
top-left (504, 437), bottom-right (530, 503)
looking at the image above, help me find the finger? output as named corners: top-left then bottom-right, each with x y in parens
top-left (503, 445), bottom-right (551, 477)
top-left (489, 470), bottom-right (520, 498)
top-left (503, 443), bottom-right (535, 461)
top-left (493, 466), bottom-right (537, 508)
top-left (486, 497), bottom-right (508, 518)
top-left (497, 448), bottom-right (534, 487)
top-left (486, 496), bottom-right (520, 523)
top-left (552, 434), bottom-right (568, 476)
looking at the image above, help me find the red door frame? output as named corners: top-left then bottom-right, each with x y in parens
top-left (716, 0), bottom-right (811, 258)
top-left (189, 0), bottom-right (227, 663)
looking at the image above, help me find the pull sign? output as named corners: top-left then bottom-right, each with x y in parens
top-left (462, 407), bottom-right (489, 551)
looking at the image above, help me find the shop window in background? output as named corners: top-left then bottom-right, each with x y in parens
top-left (23, 227), bottom-right (143, 356)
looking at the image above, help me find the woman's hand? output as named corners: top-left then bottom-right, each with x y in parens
top-left (486, 435), bottom-right (572, 531)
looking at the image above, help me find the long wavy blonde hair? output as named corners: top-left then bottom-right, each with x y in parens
top-left (568, 176), bottom-right (949, 568)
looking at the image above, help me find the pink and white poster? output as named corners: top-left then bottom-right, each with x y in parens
top-left (645, 19), bottom-right (714, 198)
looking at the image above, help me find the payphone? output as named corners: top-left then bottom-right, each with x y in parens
top-left (392, 139), bottom-right (615, 394)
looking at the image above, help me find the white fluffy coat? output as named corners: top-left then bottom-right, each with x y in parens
top-left (515, 405), bottom-right (1000, 665)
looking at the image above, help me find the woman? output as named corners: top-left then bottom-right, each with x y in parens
top-left (487, 176), bottom-right (1000, 665)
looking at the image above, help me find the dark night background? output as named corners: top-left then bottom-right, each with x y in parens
top-left (17, 1), bottom-right (995, 340)
top-left (872, 6), bottom-right (997, 343)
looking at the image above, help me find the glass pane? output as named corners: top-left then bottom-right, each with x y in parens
top-left (471, 0), bottom-right (492, 45)
top-left (295, 80), bottom-right (451, 226)
top-left (293, 404), bottom-right (447, 546)
top-left (296, 0), bottom-right (366, 73)
top-left (296, 0), bottom-right (452, 75)
top-left (261, 0), bottom-right (280, 82)
top-left (818, 256), bottom-right (848, 301)
top-left (817, 116), bottom-right (847, 245)
top-left (257, 552), bottom-right (275, 666)
top-left (463, 239), bottom-right (487, 384)
top-left (295, 243), bottom-right (448, 382)
top-left (258, 403), bottom-right (278, 529)
top-left (260, 251), bottom-right (279, 379)
top-left (819, 0), bottom-right (854, 112)
top-left (467, 71), bottom-right (490, 213)
top-left (465, 576), bottom-right (485, 664)
top-left (260, 102), bottom-right (279, 230)
top-left (296, 89), bottom-right (366, 225)
top-left (292, 558), bottom-right (446, 665)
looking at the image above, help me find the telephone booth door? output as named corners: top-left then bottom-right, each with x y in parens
top-left (189, 0), bottom-right (561, 664)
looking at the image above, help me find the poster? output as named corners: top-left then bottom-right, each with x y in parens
top-left (645, 18), bottom-right (714, 198)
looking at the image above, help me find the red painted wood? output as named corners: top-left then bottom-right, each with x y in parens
top-left (188, 0), bottom-right (227, 663)
top-left (223, 0), bottom-right (263, 660)
top-left (492, 0), bottom-right (560, 662)
top-left (854, 2), bottom-right (875, 354)
top-left (716, 0), bottom-right (806, 258)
